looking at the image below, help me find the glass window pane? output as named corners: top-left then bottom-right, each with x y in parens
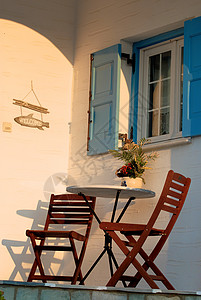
top-left (161, 51), bottom-right (171, 79)
top-left (149, 82), bottom-right (159, 110)
top-left (149, 54), bottom-right (160, 82)
top-left (161, 79), bottom-right (170, 107)
top-left (160, 108), bottom-right (169, 135)
top-left (148, 110), bottom-right (159, 137)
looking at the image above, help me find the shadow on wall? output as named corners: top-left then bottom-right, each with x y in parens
top-left (2, 201), bottom-right (48, 281)
top-left (1, 0), bottom-right (77, 64)
top-left (2, 200), bottom-right (84, 282)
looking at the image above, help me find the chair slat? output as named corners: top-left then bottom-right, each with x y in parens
top-left (168, 190), bottom-right (182, 200)
top-left (50, 201), bottom-right (93, 206)
top-left (50, 207), bottom-right (90, 213)
top-left (50, 213), bottom-right (91, 219)
top-left (170, 181), bottom-right (184, 192)
top-left (162, 204), bottom-right (178, 214)
top-left (32, 275), bottom-right (75, 281)
top-left (35, 245), bottom-right (72, 251)
top-left (173, 172), bottom-right (187, 184)
top-left (53, 194), bottom-right (85, 200)
top-left (150, 275), bottom-right (164, 281)
top-left (165, 197), bottom-right (179, 207)
top-left (121, 275), bottom-right (137, 282)
top-left (49, 219), bottom-right (89, 224)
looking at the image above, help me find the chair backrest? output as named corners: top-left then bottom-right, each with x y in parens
top-left (146, 170), bottom-right (191, 240)
top-left (43, 194), bottom-right (96, 235)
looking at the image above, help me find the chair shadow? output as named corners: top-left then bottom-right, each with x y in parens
top-left (2, 200), bottom-right (48, 281)
top-left (2, 200), bottom-right (90, 282)
top-left (2, 200), bottom-right (69, 281)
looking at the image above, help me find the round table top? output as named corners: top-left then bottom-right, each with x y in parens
top-left (66, 185), bottom-right (155, 199)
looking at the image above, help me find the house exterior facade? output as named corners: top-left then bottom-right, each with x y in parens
top-left (1, 0), bottom-right (201, 291)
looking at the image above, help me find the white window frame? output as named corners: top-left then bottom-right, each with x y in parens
top-left (137, 36), bottom-right (184, 143)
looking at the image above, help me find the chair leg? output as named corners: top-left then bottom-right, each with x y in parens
top-left (126, 236), bottom-right (175, 289)
top-left (28, 235), bottom-right (46, 283)
top-left (130, 259), bottom-right (175, 290)
top-left (105, 230), bottom-right (135, 287)
top-left (27, 259), bottom-right (38, 282)
top-left (107, 248), bottom-right (127, 287)
top-left (70, 237), bottom-right (83, 284)
top-left (105, 231), bottom-right (161, 289)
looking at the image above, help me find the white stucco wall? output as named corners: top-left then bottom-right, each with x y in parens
top-left (1, 0), bottom-right (201, 291)
top-left (0, 0), bottom-right (76, 281)
top-left (68, 0), bottom-right (201, 291)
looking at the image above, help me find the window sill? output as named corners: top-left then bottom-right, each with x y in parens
top-left (143, 137), bottom-right (192, 152)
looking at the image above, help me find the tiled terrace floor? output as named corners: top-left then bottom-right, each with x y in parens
top-left (0, 281), bottom-right (201, 300)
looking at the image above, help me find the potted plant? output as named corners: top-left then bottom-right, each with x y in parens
top-left (109, 138), bottom-right (158, 188)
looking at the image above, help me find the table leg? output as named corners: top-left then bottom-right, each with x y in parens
top-left (107, 248), bottom-right (127, 287)
top-left (79, 248), bottom-right (107, 284)
top-left (78, 190), bottom-right (133, 285)
top-left (110, 189), bottom-right (121, 222)
top-left (116, 196), bottom-right (135, 223)
top-left (78, 192), bottom-right (101, 224)
top-left (81, 232), bottom-right (127, 286)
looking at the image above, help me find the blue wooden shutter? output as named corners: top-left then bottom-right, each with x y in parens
top-left (183, 16), bottom-right (201, 137)
top-left (88, 44), bottom-right (121, 155)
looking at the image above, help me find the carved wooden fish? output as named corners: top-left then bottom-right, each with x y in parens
top-left (14, 114), bottom-right (49, 130)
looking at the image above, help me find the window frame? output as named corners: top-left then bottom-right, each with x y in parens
top-left (130, 27), bottom-right (184, 143)
top-left (137, 36), bottom-right (184, 143)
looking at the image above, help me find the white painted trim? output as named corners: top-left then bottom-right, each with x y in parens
top-left (143, 137), bottom-right (192, 152)
top-left (138, 37), bottom-right (184, 143)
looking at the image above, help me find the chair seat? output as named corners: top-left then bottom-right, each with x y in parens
top-left (26, 230), bottom-right (85, 241)
top-left (100, 222), bottom-right (165, 236)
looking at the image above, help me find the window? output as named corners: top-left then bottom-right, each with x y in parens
top-left (88, 16), bottom-right (201, 155)
top-left (138, 37), bottom-right (184, 142)
top-left (132, 16), bottom-right (201, 143)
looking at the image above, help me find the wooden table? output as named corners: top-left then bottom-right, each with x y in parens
top-left (66, 185), bottom-right (155, 284)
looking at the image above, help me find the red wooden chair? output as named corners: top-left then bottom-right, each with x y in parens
top-left (100, 170), bottom-right (191, 289)
top-left (26, 193), bottom-right (96, 284)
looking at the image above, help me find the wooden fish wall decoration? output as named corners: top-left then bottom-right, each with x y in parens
top-left (14, 114), bottom-right (49, 130)
top-left (13, 81), bottom-right (50, 131)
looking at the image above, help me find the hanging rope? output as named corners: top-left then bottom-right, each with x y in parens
top-left (20, 81), bottom-right (44, 121)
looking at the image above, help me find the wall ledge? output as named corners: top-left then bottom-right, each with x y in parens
top-left (143, 137), bottom-right (192, 152)
top-left (0, 280), bottom-right (200, 295)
